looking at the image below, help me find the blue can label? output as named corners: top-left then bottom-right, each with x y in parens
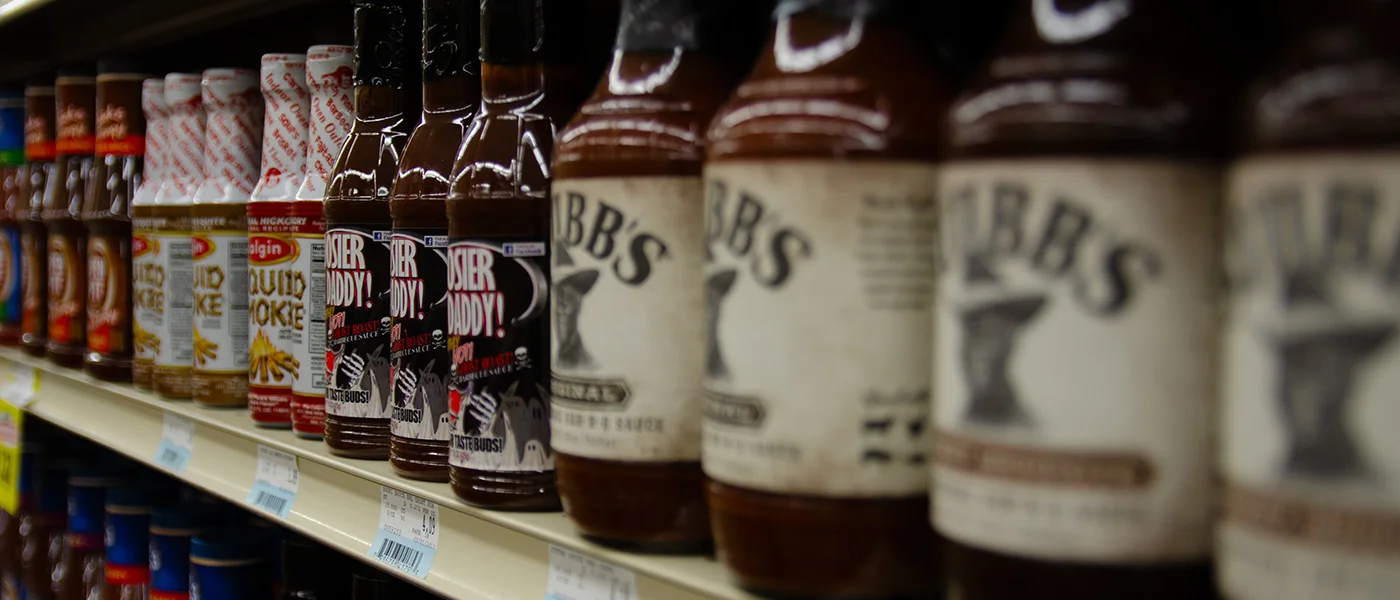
top-left (150, 531), bottom-right (193, 597)
top-left (104, 508), bottom-right (150, 585)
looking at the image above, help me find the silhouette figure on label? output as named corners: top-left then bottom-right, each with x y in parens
top-left (554, 269), bottom-right (600, 369)
top-left (706, 269), bottom-right (738, 379)
top-left (957, 254), bottom-right (1046, 427)
top-left (1268, 271), bottom-right (1396, 482)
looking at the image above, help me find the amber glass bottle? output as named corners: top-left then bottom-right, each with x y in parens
top-left (324, 0), bottom-right (412, 443)
top-left (0, 90), bottom-right (24, 347)
top-left (20, 80), bottom-right (55, 357)
top-left (550, 0), bottom-right (752, 552)
top-left (701, 1), bottom-right (946, 597)
top-left (373, 0), bottom-right (479, 466)
top-left (446, 0), bottom-right (562, 510)
top-left (82, 60), bottom-right (146, 383)
top-left (933, 1), bottom-right (1232, 599)
top-left (1220, 3), bottom-right (1400, 600)
top-left (45, 71), bottom-right (96, 368)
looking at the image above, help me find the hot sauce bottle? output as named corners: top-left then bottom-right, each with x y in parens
top-left (132, 77), bottom-right (170, 391)
top-left (933, 1), bottom-right (1231, 598)
top-left (52, 467), bottom-right (122, 600)
top-left (446, 0), bottom-right (562, 511)
top-left (102, 485), bottom-right (152, 600)
top-left (145, 74), bottom-right (205, 401)
top-left (247, 54), bottom-right (310, 424)
top-left (549, 0), bottom-right (746, 552)
top-left (1221, 3), bottom-right (1400, 600)
top-left (326, 0), bottom-right (412, 444)
top-left (45, 70), bottom-right (96, 368)
top-left (191, 69), bottom-right (260, 408)
top-left (21, 80), bottom-right (56, 357)
top-left (381, 0), bottom-right (478, 472)
top-left (250, 45), bottom-right (353, 429)
top-left (701, 1), bottom-right (945, 596)
top-left (0, 90), bottom-right (25, 347)
top-left (83, 60), bottom-right (146, 383)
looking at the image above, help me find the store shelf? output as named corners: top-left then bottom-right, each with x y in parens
top-left (0, 348), bottom-right (747, 600)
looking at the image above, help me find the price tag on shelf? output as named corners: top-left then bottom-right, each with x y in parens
top-left (546, 545), bottom-right (636, 600)
top-left (245, 445), bottom-right (298, 518)
top-left (0, 364), bottom-right (38, 408)
top-left (153, 414), bottom-right (195, 473)
top-left (368, 486), bottom-right (439, 579)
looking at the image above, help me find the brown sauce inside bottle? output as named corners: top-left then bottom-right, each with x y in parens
top-left (45, 73), bottom-right (96, 368)
top-left (21, 82), bottom-right (55, 357)
top-left (325, 1), bottom-right (412, 444)
top-left (445, 0), bottom-right (562, 511)
top-left (374, 0), bottom-right (479, 467)
top-left (0, 91), bottom-right (24, 347)
top-left (82, 63), bottom-right (146, 383)
top-left (701, 1), bottom-right (946, 597)
top-left (550, 0), bottom-right (760, 552)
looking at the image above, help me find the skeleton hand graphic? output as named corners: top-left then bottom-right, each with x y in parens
top-left (466, 388), bottom-right (499, 436)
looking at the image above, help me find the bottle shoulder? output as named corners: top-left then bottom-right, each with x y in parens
top-left (448, 108), bottom-right (557, 201)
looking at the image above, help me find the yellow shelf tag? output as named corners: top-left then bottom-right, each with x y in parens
top-left (0, 364), bottom-right (38, 513)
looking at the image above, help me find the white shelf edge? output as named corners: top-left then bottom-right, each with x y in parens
top-left (1, 349), bottom-right (747, 600)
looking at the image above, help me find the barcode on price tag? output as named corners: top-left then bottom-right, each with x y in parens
top-left (0, 364), bottom-right (37, 408)
top-left (546, 546), bottom-right (636, 600)
top-left (244, 445), bottom-right (298, 518)
top-left (368, 486), bottom-right (438, 578)
top-left (153, 414), bottom-right (194, 473)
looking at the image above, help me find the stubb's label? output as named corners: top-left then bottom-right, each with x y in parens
top-left (87, 232), bottom-right (130, 354)
top-left (447, 239), bottom-right (553, 473)
top-left (388, 229), bottom-right (450, 439)
top-left (550, 177), bottom-right (705, 461)
top-left (933, 160), bottom-right (1220, 562)
top-left (191, 229), bottom-right (249, 374)
top-left (702, 161), bottom-right (935, 498)
top-left (325, 226), bottom-right (391, 421)
top-left (0, 226), bottom-right (20, 328)
top-left (248, 211), bottom-right (322, 426)
top-left (1220, 153), bottom-right (1400, 600)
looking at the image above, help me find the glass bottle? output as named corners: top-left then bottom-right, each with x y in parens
top-left (45, 70), bottom-right (96, 368)
top-left (21, 79), bottom-right (55, 357)
top-left (0, 89), bottom-right (24, 347)
top-left (132, 77), bottom-right (169, 391)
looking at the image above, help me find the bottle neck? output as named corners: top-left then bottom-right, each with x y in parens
top-left (204, 105), bottom-right (260, 195)
top-left (423, 76), bottom-right (479, 114)
top-left (260, 87), bottom-right (310, 181)
top-left (142, 114), bottom-right (168, 183)
top-left (354, 85), bottom-right (404, 121)
top-left (482, 63), bottom-right (546, 105)
top-left (166, 110), bottom-right (205, 185)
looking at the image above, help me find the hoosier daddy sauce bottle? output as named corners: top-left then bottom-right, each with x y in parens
top-left (45, 70), bottom-right (96, 368)
top-left (550, 0), bottom-right (750, 552)
top-left (0, 90), bottom-right (24, 347)
top-left (447, 0), bottom-right (563, 510)
top-left (83, 60), bottom-right (147, 383)
top-left (245, 55), bottom-right (310, 420)
top-left (191, 69), bottom-right (260, 408)
top-left (21, 79), bottom-right (56, 357)
top-left (702, 1), bottom-right (945, 596)
top-left (1221, 3), bottom-right (1400, 600)
top-left (132, 77), bottom-right (170, 390)
top-left (933, 1), bottom-right (1231, 598)
top-left (249, 45), bottom-right (353, 429)
top-left (381, 0), bottom-right (477, 473)
top-left (326, 0), bottom-right (411, 447)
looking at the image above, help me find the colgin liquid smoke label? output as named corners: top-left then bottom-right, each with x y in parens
top-left (325, 226), bottom-right (391, 422)
top-left (248, 212), bottom-right (322, 427)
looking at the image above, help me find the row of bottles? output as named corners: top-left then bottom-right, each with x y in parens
top-left (0, 420), bottom-right (439, 600)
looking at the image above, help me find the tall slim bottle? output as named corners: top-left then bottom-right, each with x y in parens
top-left (191, 69), bottom-right (260, 408)
top-left (0, 90), bottom-right (24, 347)
top-left (933, 1), bottom-right (1231, 598)
top-left (446, 0), bottom-right (562, 510)
top-left (325, 0), bottom-right (412, 443)
top-left (45, 70), bottom-right (96, 368)
top-left (132, 77), bottom-right (170, 391)
top-left (250, 45), bottom-right (353, 429)
top-left (1221, 3), bottom-right (1400, 600)
top-left (701, 1), bottom-right (945, 597)
top-left (381, 0), bottom-right (478, 472)
top-left (83, 59), bottom-right (146, 383)
top-left (20, 80), bottom-right (55, 357)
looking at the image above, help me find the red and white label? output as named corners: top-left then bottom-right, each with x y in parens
top-left (160, 74), bottom-right (206, 198)
top-left (297, 45), bottom-right (353, 201)
top-left (251, 54), bottom-right (310, 202)
top-left (196, 69), bottom-right (261, 202)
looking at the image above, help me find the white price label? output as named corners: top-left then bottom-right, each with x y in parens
top-left (369, 486), bottom-right (438, 578)
top-left (546, 546), bottom-right (636, 600)
top-left (245, 445), bottom-right (298, 518)
top-left (0, 364), bottom-right (37, 408)
top-left (153, 414), bottom-right (195, 472)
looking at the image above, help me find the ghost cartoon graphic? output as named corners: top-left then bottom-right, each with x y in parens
top-left (956, 253), bottom-right (1046, 428)
top-left (705, 270), bottom-right (738, 379)
top-left (1267, 271), bottom-right (1396, 482)
top-left (554, 269), bottom-right (600, 369)
top-left (365, 344), bottom-right (391, 416)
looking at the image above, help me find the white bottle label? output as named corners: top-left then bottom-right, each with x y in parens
top-left (701, 161), bottom-right (938, 497)
top-left (1220, 153), bottom-right (1400, 600)
top-left (293, 236), bottom-right (326, 397)
top-left (191, 232), bottom-right (250, 373)
top-left (549, 177), bottom-right (705, 462)
top-left (152, 231), bottom-right (194, 369)
top-left (133, 231), bottom-right (161, 364)
top-left (933, 160), bottom-right (1220, 562)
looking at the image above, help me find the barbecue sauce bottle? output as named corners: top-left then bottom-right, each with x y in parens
top-left (325, 0), bottom-right (412, 443)
top-left (21, 80), bottom-right (56, 357)
top-left (132, 77), bottom-right (170, 391)
top-left (1220, 3), bottom-right (1400, 599)
top-left (247, 54), bottom-right (310, 421)
top-left (45, 70), bottom-right (96, 368)
top-left (550, 0), bottom-right (747, 552)
top-left (933, 1), bottom-right (1231, 598)
top-left (381, 0), bottom-right (478, 473)
top-left (446, 0), bottom-right (562, 510)
top-left (83, 60), bottom-right (146, 383)
top-left (0, 90), bottom-right (24, 347)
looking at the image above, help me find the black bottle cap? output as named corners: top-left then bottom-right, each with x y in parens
top-left (480, 0), bottom-right (544, 66)
top-left (423, 0), bottom-right (480, 81)
top-left (353, 0), bottom-right (411, 88)
top-left (97, 56), bottom-right (144, 75)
